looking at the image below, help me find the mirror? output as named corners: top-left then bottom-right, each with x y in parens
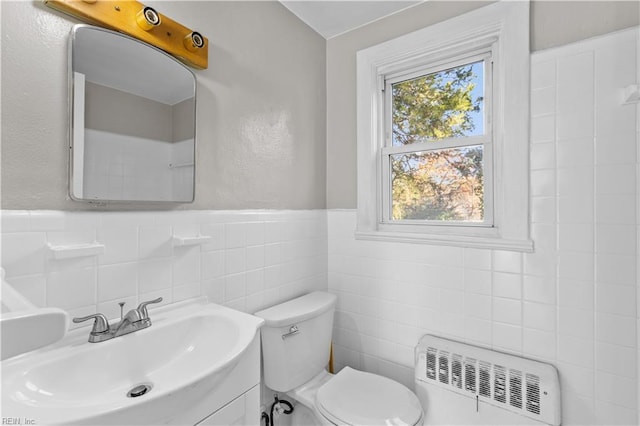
top-left (70, 25), bottom-right (196, 203)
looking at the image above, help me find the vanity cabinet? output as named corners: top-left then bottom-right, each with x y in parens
top-left (176, 333), bottom-right (261, 426)
top-left (197, 385), bottom-right (260, 425)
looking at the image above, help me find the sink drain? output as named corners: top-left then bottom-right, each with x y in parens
top-left (127, 383), bottom-right (153, 398)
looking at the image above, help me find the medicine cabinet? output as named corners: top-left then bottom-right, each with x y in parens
top-left (69, 25), bottom-right (196, 203)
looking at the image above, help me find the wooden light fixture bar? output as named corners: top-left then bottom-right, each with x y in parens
top-left (44, 0), bottom-right (208, 69)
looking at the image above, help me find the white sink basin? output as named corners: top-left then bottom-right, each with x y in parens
top-left (1, 298), bottom-right (264, 425)
top-left (1, 307), bottom-right (69, 360)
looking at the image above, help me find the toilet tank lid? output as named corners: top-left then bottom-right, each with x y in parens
top-left (255, 292), bottom-right (336, 327)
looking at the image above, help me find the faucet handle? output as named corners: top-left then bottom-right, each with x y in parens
top-left (137, 297), bottom-right (163, 319)
top-left (118, 302), bottom-right (126, 320)
top-left (72, 313), bottom-right (110, 335)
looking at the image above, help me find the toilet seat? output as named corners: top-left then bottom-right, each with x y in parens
top-left (315, 367), bottom-right (423, 426)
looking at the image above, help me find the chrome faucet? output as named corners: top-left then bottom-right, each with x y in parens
top-left (73, 297), bottom-right (163, 343)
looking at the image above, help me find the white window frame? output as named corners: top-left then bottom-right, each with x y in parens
top-left (356, 1), bottom-right (533, 252)
top-left (382, 50), bottom-right (494, 227)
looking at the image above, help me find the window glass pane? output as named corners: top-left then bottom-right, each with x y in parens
top-left (392, 61), bottom-right (484, 146)
top-left (391, 146), bottom-right (484, 222)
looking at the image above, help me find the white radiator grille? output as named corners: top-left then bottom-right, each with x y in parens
top-left (527, 373), bottom-right (541, 415)
top-left (479, 361), bottom-right (491, 398)
top-left (416, 335), bottom-right (561, 426)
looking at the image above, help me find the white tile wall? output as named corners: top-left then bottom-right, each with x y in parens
top-left (329, 28), bottom-right (639, 425)
top-left (1, 210), bottom-right (327, 326)
top-left (83, 130), bottom-right (173, 201)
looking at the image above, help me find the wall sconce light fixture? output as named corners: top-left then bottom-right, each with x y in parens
top-left (43, 0), bottom-right (208, 69)
top-left (136, 6), bottom-right (161, 31)
top-left (184, 31), bottom-right (205, 52)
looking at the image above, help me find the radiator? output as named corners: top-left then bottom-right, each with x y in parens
top-left (415, 335), bottom-right (561, 425)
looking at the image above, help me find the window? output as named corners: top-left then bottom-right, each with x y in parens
top-left (356, 1), bottom-right (532, 251)
top-left (384, 56), bottom-right (491, 225)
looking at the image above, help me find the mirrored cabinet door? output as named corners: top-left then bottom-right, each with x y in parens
top-left (70, 25), bottom-right (196, 203)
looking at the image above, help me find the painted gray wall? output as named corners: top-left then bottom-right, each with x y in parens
top-left (2, 1), bottom-right (637, 210)
top-left (326, 0), bottom-right (640, 208)
top-left (85, 82), bottom-right (175, 142)
top-left (173, 98), bottom-right (196, 143)
top-left (531, 1), bottom-right (640, 51)
top-left (1, 1), bottom-right (326, 210)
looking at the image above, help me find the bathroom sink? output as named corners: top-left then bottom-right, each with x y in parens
top-left (1, 298), bottom-right (264, 425)
top-left (1, 307), bottom-right (69, 360)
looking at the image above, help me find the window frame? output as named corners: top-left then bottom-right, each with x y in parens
top-left (356, 1), bottom-right (533, 251)
top-left (381, 49), bottom-right (494, 227)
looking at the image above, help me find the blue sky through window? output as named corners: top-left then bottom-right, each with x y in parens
top-left (467, 61), bottom-right (484, 137)
top-left (434, 60), bottom-right (484, 137)
top-left (391, 60), bottom-right (485, 146)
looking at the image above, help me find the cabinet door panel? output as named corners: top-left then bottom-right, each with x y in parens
top-left (197, 385), bottom-right (260, 426)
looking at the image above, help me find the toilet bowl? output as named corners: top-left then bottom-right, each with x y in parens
top-left (255, 291), bottom-right (424, 426)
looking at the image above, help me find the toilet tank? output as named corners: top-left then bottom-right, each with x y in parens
top-left (255, 292), bottom-right (336, 392)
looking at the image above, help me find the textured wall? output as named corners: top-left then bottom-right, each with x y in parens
top-left (1, 1), bottom-right (326, 210)
top-left (326, 0), bottom-right (640, 208)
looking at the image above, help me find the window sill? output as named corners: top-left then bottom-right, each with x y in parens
top-left (354, 229), bottom-right (534, 252)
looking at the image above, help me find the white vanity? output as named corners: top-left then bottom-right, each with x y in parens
top-left (1, 298), bottom-right (264, 425)
top-left (193, 336), bottom-right (261, 425)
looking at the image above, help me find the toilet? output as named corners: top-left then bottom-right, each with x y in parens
top-left (255, 291), bottom-right (424, 426)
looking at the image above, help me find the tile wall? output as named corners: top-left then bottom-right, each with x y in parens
top-left (328, 28), bottom-right (638, 425)
top-left (82, 130), bottom-right (174, 201)
top-left (1, 210), bottom-right (327, 326)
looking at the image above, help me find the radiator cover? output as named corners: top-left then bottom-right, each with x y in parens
top-left (415, 335), bottom-right (561, 425)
